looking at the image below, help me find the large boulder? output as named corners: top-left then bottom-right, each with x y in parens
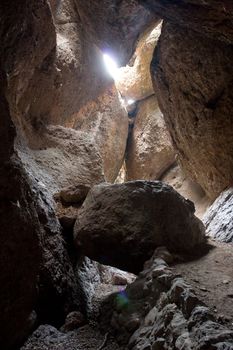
top-left (19, 125), bottom-right (105, 194)
top-left (74, 0), bottom-right (159, 65)
top-left (74, 181), bottom-right (206, 273)
top-left (139, 0), bottom-right (233, 44)
top-left (126, 96), bottom-right (175, 181)
top-left (151, 21), bottom-right (233, 199)
top-left (115, 24), bottom-right (161, 102)
top-left (70, 85), bottom-right (128, 182)
top-left (203, 188), bottom-right (233, 243)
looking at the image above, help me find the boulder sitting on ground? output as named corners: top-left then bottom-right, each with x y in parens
top-left (74, 181), bottom-right (206, 273)
top-left (203, 187), bottom-right (233, 243)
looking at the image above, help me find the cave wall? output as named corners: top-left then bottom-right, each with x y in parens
top-left (140, 0), bottom-right (233, 199)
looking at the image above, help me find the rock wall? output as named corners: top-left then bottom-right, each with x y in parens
top-left (126, 96), bottom-right (175, 181)
top-left (139, 0), bottom-right (233, 44)
top-left (75, 0), bottom-right (159, 65)
top-left (151, 21), bottom-right (233, 199)
top-left (70, 85), bottom-right (128, 183)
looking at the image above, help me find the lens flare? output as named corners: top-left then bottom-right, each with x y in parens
top-left (116, 289), bottom-right (129, 309)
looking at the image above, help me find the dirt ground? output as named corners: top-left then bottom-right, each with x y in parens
top-left (173, 239), bottom-right (233, 328)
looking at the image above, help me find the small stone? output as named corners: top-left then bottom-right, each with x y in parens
top-left (60, 311), bottom-right (85, 332)
top-left (59, 184), bottom-right (90, 204)
top-left (126, 316), bottom-right (141, 332)
top-left (223, 280), bottom-right (230, 284)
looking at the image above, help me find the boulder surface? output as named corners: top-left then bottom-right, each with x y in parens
top-left (151, 21), bottom-right (233, 199)
top-left (74, 181), bottom-right (206, 273)
top-left (126, 96), bottom-right (175, 180)
top-left (203, 188), bottom-right (233, 243)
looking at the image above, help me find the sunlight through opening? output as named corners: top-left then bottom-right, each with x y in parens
top-left (103, 53), bottom-right (119, 80)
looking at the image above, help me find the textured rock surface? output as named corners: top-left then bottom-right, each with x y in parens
top-left (59, 184), bottom-right (91, 205)
top-left (0, 155), bottom-right (41, 349)
top-left (18, 0), bottom-right (112, 136)
top-left (139, 0), bottom-right (233, 44)
top-left (74, 181), bottom-right (205, 273)
top-left (203, 188), bottom-right (233, 243)
top-left (70, 85), bottom-right (128, 182)
top-left (161, 164), bottom-right (210, 219)
top-left (100, 253), bottom-right (233, 348)
top-left (151, 21), bottom-right (233, 199)
top-left (75, 0), bottom-right (159, 65)
top-left (0, 1), bottom-right (55, 348)
top-left (19, 125), bottom-right (105, 194)
top-left (126, 96), bottom-right (175, 180)
top-left (116, 24), bottom-right (161, 102)
top-left (21, 324), bottom-right (122, 350)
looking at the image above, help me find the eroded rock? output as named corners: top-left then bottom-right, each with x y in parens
top-left (100, 253), bottom-right (233, 348)
top-left (74, 181), bottom-right (206, 273)
top-left (70, 85), bottom-right (128, 182)
top-left (116, 24), bottom-right (161, 102)
top-left (126, 96), bottom-right (175, 181)
top-left (161, 163), bottom-right (211, 219)
top-left (19, 125), bottom-right (105, 194)
top-left (139, 0), bottom-right (233, 44)
top-left (203, 188), bottom-right (233, 243)
top-left (59, 184), bottom-right (91, 205)
top-left (75, 0), bottom-right (159, 65)
top-left (151, 22), bottom-right (233, 199)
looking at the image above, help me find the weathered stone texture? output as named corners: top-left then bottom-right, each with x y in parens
top-left (139, 0), bottom-right (233, 44)
top-left (116, 24), bottom-right (161, 102)
top-left (75, 0), bottom-right (159, 65)
top-left (126, 96), bottom-right (175, 181)
top-left (100, 252), bottom-right (233, 348)
top-left (151, 21), bottom-right (233, 199)
top-left (70, 85), bottom-right (128, 182)
top-left (203, 188), bottom-right (233, 243)
top-left (74, 181), bottom-right (205, 273)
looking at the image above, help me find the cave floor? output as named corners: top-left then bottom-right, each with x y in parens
top-left (173, 239), bottom-right (233, 329)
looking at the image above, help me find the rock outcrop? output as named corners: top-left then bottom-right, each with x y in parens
top-left (0, 155), bottom-right (41, 349)
top-left (75, 0), bottom-right (159, 65)
top-left (115, 24), bottom-right (161, 102)
top-left (70, 85), bottom-right (128, 182)
top-left (101, 252), bottom-right (233, 348)
top-left (203, 188), bottom-right (233, 243)
top-left (19, 125), bottom-right (105, 194)
top-left (161, 164), bottom-right (210, 219)
top-left (139, 0), bottom-right (233, 44)
top-left (151, 21), bottom-right (233, 199)
top-left (126, 96), bottom-right (175, 181)
top-left (74, 181), bottom-right (206, 273)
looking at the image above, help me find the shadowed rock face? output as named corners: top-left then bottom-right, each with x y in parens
top-left (74, 181), bottom-right (206, 274)
top-left (0, 85), bottom-right (41, 349)
top-left (74, 0), bottom-right (159, 65)
top-left (203, 188), bottom-right (233, 243)
top-left (151, 21), bottom-right (233, 199)
top-left (138, 0), bottom-right (233, 44)
top-left (126, 96), bottom-right (175, 181)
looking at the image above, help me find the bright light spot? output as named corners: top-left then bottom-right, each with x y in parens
top-left (103, 53), bottom-right (119, 80)
top-left (127, 99), bottom-right (135, 105)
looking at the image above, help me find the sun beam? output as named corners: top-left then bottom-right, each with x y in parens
top-left (103, 53), bottom-right (119, 80)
